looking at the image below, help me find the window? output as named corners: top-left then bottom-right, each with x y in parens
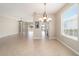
top-left (61, 4), bottom-right (78, 40)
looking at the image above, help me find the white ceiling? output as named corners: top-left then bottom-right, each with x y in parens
top-left (0, 3), bottom-right (66, 21)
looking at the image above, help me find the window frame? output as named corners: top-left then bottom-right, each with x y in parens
top-left (61, 4), bottom-right (78, 40)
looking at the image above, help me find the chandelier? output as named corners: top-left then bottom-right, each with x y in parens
top-left (39, 3), bottom-right (52, 22)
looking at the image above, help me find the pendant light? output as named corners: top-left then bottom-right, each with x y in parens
top-left (39, 3), bottom-right (52, 22)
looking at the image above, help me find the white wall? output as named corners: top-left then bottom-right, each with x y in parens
top-left (48, 15), bottom-right (56, 39)
top-left (55, 4), bottom-right (79, 55)
top-left (0, 16), bottom-right (18, 38)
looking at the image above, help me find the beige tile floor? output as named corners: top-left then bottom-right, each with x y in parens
top-left (0, 31), bottom-right (77, 56)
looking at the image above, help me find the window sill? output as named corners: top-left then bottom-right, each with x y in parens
top-left (61, 33), bottom-right (78, 41)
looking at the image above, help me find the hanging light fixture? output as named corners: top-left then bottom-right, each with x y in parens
top-left (39, 3), bottom-right (52, 22)
top-left (43, 3), bottom-right (47, 22)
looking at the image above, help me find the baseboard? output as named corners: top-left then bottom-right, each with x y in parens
top-left (0, 33), bottom-right (18, 39)
top-left (57, 38), bottom-right (79, 56)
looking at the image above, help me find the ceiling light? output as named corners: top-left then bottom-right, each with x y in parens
top-left (39, 3), bottom-right (52, 22)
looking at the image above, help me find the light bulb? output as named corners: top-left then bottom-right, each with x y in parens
top-left (39, 18), bottom-right (44, 22)
top-left (43, 17), bottom-right (47, 20)
top-left (47, 18), bottom-right (52, 22)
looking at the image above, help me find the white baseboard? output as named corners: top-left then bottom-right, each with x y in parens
top-left (0, 33), bottom-right (18, 39)
top-left (57, 38), bottom-right (79, 56)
